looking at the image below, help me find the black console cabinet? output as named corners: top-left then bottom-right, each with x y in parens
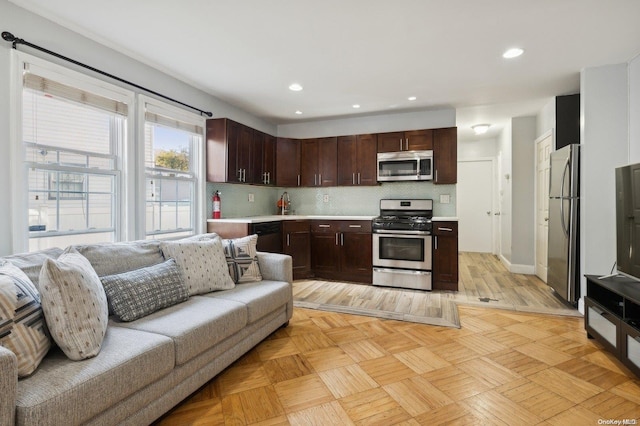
top-left (585, 275), bottom-right (640, 377)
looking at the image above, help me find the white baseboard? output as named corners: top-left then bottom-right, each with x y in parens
top-left (498, 255), bottom-right (535, 275)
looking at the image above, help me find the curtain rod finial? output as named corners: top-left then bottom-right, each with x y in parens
top-left (2, 31), bottom-right (16, 42)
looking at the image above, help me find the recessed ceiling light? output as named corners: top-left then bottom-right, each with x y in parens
top-left (352, 104), bottom-right (360, 109)
top-left (502, 48), bottom-right (524, 59)
top-left (472, 124), bottom-right (491, 135)
top-left (295, 110), bottom-right (302, 115)
top-left (288, 83), bottom-right (303, 91)
top-left (408, 96), bottom-right (417, 101)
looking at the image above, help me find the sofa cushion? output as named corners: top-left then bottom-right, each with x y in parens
top-left (0, 261), bottom-right (51, 378)
top-left (15, 326), bottom-right (174, 426)
top-left (73, 240), bottom-right (164, 277)
top-left (203, 280), bottom-right (292, 324)
top-left (222, 235), bottom-right (262, 284)
top-left (160, 239), bottom-right (235, 295)
top-left (4, 248), bottom-right (63, 288)
top-left (39, 247), bottom-right (108, 360)
top-left (100, 258), bottom-right (189, 322)
top-left (113, 296), bottom-right (247, 365)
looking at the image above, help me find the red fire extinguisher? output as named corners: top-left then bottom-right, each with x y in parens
top-left (212, 191), bottom-right (221, 219)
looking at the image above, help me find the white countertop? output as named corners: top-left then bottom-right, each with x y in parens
top-left (207, 215), bottom-right (457, 223)
top-left (207, 215), bottom-right (377, 224)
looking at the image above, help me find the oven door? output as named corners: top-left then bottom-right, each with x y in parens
top-left (372, 231), bottom-right (432, 270)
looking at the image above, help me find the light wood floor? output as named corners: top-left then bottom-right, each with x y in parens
top-left (156, 254), bottom-right (640, 425)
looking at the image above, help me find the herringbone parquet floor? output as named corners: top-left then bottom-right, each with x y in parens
top-left (155, 254), bottom-right (640, 425)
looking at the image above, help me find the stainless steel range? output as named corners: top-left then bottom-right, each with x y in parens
top-left (372, 199), bottom-right (433, 290)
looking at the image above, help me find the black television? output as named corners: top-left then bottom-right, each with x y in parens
top-left (616, 162), bottom-right (640, 280)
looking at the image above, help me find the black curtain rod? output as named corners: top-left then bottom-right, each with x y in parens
top-left (1, 31), bottom-right (213, 117)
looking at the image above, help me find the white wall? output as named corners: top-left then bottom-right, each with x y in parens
top-left (536, 98), bottom-right (556, 140)
top-left (511, 116), bottom-right (537, 269)
top-left (277, 109), bottom-right (455, 138)
top-left (458, 138), bottom-right (497, 160)
top-left (580, 63), bottom-right (629, 309)
top-left (0, 0), bottom-right (275, 255)
top-left (498, 121), bottom-right (512, 263)
top-left (630, 54), bottom-right (640, 163)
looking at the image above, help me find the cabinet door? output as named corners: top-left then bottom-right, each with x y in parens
top-left (311, 222), bottom-right (340, 276)
top-left (340, 231), bottom-right (372, 283)
top-left (300, 139), bottom-right (319, 186)
top-left (262, 134), bottom-right (276, 185)
top-left (206, 118), bottom-right (229, 182)
top-left (283, 221), bottom-right (311, 279)
top-left (432, 221), bottom-right (459, 290)
top-left (319, 137), bottom-right (337, 186)
top-left (433, 127), bottom-right (457, 184)
top-left (249, 130), bottom-right (264, 185)
top-left (276, 138), bottom-right (301, 187)
top-left (377, 132), bottom-right (405, 152)
top-left (225, 120), bottom-right (241, 183)
top-left (337, 135), bottom-right (357, 186)
top-left (356, 134), bottom-right (377, 186)
top-left (405, 129), bottom-right (433, 151)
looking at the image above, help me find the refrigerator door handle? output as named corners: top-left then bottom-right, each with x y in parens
top-left (561, 158), bottom-right (570, 199)
top-left (560, 198), bottom-right (569, 237)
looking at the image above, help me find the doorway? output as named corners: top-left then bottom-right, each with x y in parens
top-left (457, 159), bottom-right (496, 253)
top-left (535, 132), bottom-right (553, 282)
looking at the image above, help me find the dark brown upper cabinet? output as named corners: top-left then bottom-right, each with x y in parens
top-left (337, 134), bottom-right (377, 186)
top-left (300, 137), bottom-right (337, 187)
top-left (377, 129), bottom-right (433, 152)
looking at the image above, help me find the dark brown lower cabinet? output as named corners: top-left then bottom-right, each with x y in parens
top-left (432, 221), bottom-right (459, 291)
top-left (282, 220), bottom-right (311, 280)
top-left (311, 220), bottom-right (372, 283)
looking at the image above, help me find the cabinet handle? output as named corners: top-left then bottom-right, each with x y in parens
top-left (287, 234), bottom-right (290, 246)
top-left (435, 169), bottom-right (438, 182)
top-left (335, 232), bottom-right (339, 245)
top-left (242, 169), bottom-right (246, 182)
top-left (340, 233), bottom-right (344, 246)
top-left (319, 224), bottom-right (330, 228)
top-left (438, 227), bottom-right (453, 232)
top-left (319, 173), bottom-right (322, 185)
top-left (405, 138), bottom-right (409, 150)
top-left (399, 139), bottom-right (403, 151)
top-left (348, 224), bottom-right (362, 228)
top-left (267, 172), bottom-right (270, 184)
top-left (435, 236), bottom-right (438, 250)
top-left (357, 172), bottom-right (361, 185)
top-left (352, 173), bottom-right (355, 185)
top-left (297, 175), bottom-right (300, 186)
top-left (314, 174), bottom-right (317, 186)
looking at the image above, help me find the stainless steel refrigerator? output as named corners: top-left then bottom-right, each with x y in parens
top-left (547, 144), bottom-right (580, 304)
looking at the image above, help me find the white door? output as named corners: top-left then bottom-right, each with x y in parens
top-left (457, 159), bottom-right (494, 253)
top-left (535, 133), bottom-right (552, 282)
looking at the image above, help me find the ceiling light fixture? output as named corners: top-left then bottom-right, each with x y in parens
top-left (502, 48), bottom-right (524, 59)
top-left (408, 96), bottom-right (417, 101)
top-left (352, 104), bottom-right (360, 109)
top-left (295, 110), bottom-right (302, 115)
top-left (472, 124), bottom-right (491, 135)
top-left (288, 83), bottom-right (303, 91)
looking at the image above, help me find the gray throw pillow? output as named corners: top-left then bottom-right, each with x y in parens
top-left (39, 247), bottom-right (108, 361)
top-left (100, 258), bottom-right (189, 322)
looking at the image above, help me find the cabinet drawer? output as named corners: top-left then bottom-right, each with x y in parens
top-left (311, 222), bottom-right (338, 233)
top-left (433, 222), bottom-right (458, 236)
top-left (621, 321), bottom-right (640, 377)
top-left (585, 297), bottom-right (621, 354)
top-left (283, 220), bottom-right (310, 233)
top-left (340, 220), bottom-right (372, 233)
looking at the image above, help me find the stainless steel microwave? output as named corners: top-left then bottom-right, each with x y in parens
top-left (377, 150), bottom-right (433, 181)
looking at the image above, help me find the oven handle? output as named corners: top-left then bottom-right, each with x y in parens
top-left (373, 229), bottom-right (432, 235)
top-left (373, 268), bottom-right (431, 276)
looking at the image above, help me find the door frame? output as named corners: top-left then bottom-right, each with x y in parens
top-left (457, 157), bottom-right (498, 254)
top-left (534, 129), bottom-right (554, 282)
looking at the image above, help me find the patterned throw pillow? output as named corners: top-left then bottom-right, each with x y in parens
top-left (160, 238), bottom-right (235, 295)
top-left (222, 235), bottom-right (262, 283)
top-left (39, 247), bottom-right (109, 361)
top-left (0, 261), bottom-right (51, 377)
top-left (100, 258), bottom-right (189, 322)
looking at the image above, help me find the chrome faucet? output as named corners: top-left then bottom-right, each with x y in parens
top-left (280, 191), bottom-right (290, 215)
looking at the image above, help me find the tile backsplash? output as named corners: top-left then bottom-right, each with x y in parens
top-left (207, 182), bottom-right (456, 218)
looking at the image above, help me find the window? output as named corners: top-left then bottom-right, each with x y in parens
top-left (17, 54), bottom-right (133, 252)
top-left (141, 96), bottom-right (204, 240)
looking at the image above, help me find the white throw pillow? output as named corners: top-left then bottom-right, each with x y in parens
top-left (0, 261), bottom-right (51, 377)
top-left (39, 247), bottom-right (108, 360)
top-left (160, 238), bottom-right (235, 295)
top-left (222, 235), bottom-right (262, 283)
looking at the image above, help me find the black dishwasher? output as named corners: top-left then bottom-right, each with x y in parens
top-left (250, 221), bottom-right (282, 253)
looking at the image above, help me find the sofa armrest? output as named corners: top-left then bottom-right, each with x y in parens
top-left (256, 252), bottom-right (293, 283)
top-left (0, 345), bottom-right (17, 425)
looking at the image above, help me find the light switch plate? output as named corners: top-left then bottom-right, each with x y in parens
top-left (323, 194), bottom-right (329, 203)
top-left (248, 193), bottom-right (254, 203)
top-left (440, 194), bottom-right (450, 204)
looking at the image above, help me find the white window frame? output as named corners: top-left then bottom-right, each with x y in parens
top-left (136, 94), bottom-right (205, 240)
top-left (10, 51), bottom-right (135, 252)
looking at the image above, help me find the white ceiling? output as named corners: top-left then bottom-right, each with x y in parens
top-left (9, 0), bottom-right (640, 141)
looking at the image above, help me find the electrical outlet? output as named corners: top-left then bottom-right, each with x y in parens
top-left (323, 194), bottom-right (329, 203)
top-left (248, 193), bottom-right (254, 203)
top-left (439, 194), bottom-right (450, 204)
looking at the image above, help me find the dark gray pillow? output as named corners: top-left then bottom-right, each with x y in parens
top-left (100, 258), bottom-right (189, 322)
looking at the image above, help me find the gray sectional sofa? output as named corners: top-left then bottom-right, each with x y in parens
top-left (0, 238), bottom-right (293, 426)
